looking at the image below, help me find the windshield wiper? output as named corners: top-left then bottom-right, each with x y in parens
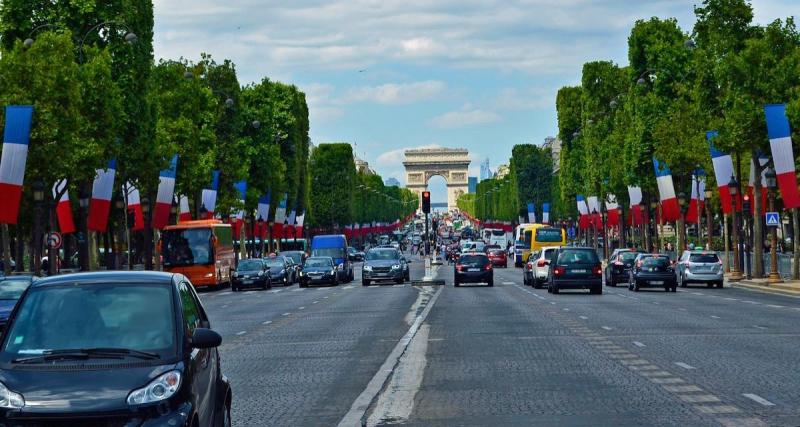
top-left (13, 348), bottom-right (159, 364)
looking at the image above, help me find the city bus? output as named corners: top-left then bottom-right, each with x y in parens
top-left (161, 220), bottom-right (236, 288)
top-left (521, 224), bottom-right (567, 262)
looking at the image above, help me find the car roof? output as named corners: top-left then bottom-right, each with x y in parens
top-left (31, 271), bottom-right (176, 288)
top-left (460, 252), bottom-right (488, 257)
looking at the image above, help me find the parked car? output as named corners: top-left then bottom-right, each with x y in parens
top-left (299, 256), bottom-right (339, 287)
top-left (628, 254), bottom-right (677, 292)
top-left (487, 248), bottom-right (508, 268)
top-left (604, 248), bottom-right (647, 287)
top-left (0, 271), bottom-right (230, 426)
top-left (347, 246), bottom-right (365, 262)
top-left (547, 247), bottom-right (602, 295)
top-left (311, 235), bottom-right (353, 282)
top-left (0, 275), bottom-right (34, 329)
top-left (281, 250), bottom-right (307, 268)
top-left (454, 253), bottom-right (494, 287)
top-left (232, 258), bottom-right (271, 291)
top-left (523, 246), bottom-right (558, 288)
top-left (265, 256), bottom-right (296, 286)
top-left (362, 248), bottom-right (409, 286)
top-left (676, 250), bottom-right (724, 288)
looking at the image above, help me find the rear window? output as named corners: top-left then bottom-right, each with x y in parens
top-left (535, 228), bottom-right (563, 243)
top-left (690, 253), bottom-right (719, 263)
top-left (557, 249), bottom-right (599, 264)
top-left (459, 255), bottom-right (488, 265)
top-left (643, 257), bottom-right (670, 267)
top-left (489, 249), bottom-right (504, 256)
top-left (620, 252), bottom-right (641, 262)
top-left (543, 249), bottom-right (555, 260)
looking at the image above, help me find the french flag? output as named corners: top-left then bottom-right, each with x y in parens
top-left (576, 195), bottom-right (590, 229)
top-left (653, 158), bottom-right (680, 222)
top-left (232, 181), bottom-right (247, 220)
top-left (542, 203), bottom-right (550, 224)
top-left (178, 195), bottom-right (192, 222)
top-left (627, 186), bottom-right (643, 226)
top-left (257, 190), bottom-right (271, 222)
top-left (287, 208), bottom-right (297, 237)
top-left (685, 171), bottom-right (706, 223)
top-left (708, 131), bottom-right (739, 214)
top-left (747, 153), bottom-right (769, 214)
top-left (587, 196), bottom-right (601, 228)
top-left (295, 212), bottom-right (304, 238)
top-left (764, 104), bottom-right (800, 209)
top-left (605, 195), bottom-right (620, 227)
top-left (52, 180), bottom-right (75, 234)
top-left (273, 193), bottom-right (287, 239)
top-left (200, 170), bottom-right (220, 219)
top-left (153, 155), bottom-right (178, 230)
top-left (125, 182), bottom-right (144, 231)
top-left (87, 159), bottom-right (117, 232)
top-left (0, 106), bottom-right (33, 225)
top-left (527, 202), bottom-right (536, 223)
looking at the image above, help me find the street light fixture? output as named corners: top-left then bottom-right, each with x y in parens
top-left (764, 167), bottom-right (782, 283)
top-left (78, 21), bottom-right (138, 63)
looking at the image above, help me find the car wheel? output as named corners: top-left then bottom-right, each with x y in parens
top-left (664, 285), bottom-right (670, 292)
top-left (633, 282), bottom-right (640, 292)
top-left (362, 280), bottom-right (370, 287)
top-left (216, 401), bottom-right (231, 427)
top-left (523, 276), bottom-right (528, 286)
top-left (487, 280), bottom-right (494, 287)
top-left (672, 286), bottom-right (678, 292)
top-left (628, 282), bottom-right (633, 291)
top-left (716, 281), bottom-right (724, 288)
top-left (680, 274), bottom-right (688, 288)
top-left (592, 286), bottom-right (602, 295)
top-left (551, 283), bottom-right (559, 294)
top-left (454, 280), bottom-right (460, 287)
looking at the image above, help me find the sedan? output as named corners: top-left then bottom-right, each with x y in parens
top-left (454, 253), bottom-right (494, 287)
top-left (548, 247), bottom-right (602, 295)
top-left (265, 256), bottom-right (295, 286)
top-left (232, 258), bottom-right (271, 291)
top-left (487, 249), bottom-right (508, 268)
top-left (0, 271), bottom-right (230, 426)
top-left (0, 276), bottom-right (34, 329)
top-left (299, 257), bottom-right (339, 287)
top-left (628, 254), bottom-right (677, 292)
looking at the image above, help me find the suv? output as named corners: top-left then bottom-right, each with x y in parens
top-left (676, 251), bottom-right (724, 288)
top-left (454, 253), bottom-right (494, 287)
top-left (547, 247), bottom-right (602, 295)
top-left (362, 248), bottom-right (409, 286)
top-left (523, 246), bottom-right (558, 288)
top-left (0, 271), bottom-right (231, 426)
top-left (604, 248), bottom-right (647, 287)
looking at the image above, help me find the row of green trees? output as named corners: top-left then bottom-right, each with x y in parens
top-left (551, 0), bottom-right (800, 276)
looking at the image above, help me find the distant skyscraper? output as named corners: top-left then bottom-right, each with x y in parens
top-left (384, 177), bottom-right (400, 187)
top-left (479, 158), bottom-right (492, 181)
top-left (468, 177), bottom-right (477, 193)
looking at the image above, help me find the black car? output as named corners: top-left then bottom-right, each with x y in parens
top-left (628, 254), bottom-right (677, 292)
top-left (265, 256), bottom-right (296, 286)
top-left (0, 271), bottom-right (230, 426)
top-left (299, 257), bottom-right (339, 287)
top-left (604, 249), bottom-right (647, 287)
top-left (280, 250), bottom-right (307, 270)
top-left (548, 247), bottom-right (602, 294)
top-left (362, 248), bottom-right (408, 286)
top-left (232, 258), bottom-right (271, 291)
top-left (0, 276), bottom-right (33, 329)
top-left (454, 253), bottom-right (494, 287)
top-left (347, 247), bottom-right (365, 262)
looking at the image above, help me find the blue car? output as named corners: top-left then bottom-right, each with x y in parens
top-left (311, 235), bottom-right (353, 282)
top-left (0, 276), bottom-right (34, 329)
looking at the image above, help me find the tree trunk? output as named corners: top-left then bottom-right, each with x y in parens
top-left (793, 208), bottom-right (799, 280)
top-left (724, 214), bottom-right (730, 272)
top-left (676, 217), bottom-right (685, 257)
top-left (48, 201), bottom-right (57, 276)
top-left (751, 152), bottom-right (764, 277)
top-left (15, 228), bottom-right (23, 272)
top-left (1, 224), bottom-right (11, 276)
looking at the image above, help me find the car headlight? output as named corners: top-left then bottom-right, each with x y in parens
top-left (127, 370), bottom-right (182, 406)
top-left (299, 271), bottom-right (306, 276)
top-left (0, 381), bottom-right (24, 409)
top-left (204, 273), bottom-right (214, 278)
top-left (330, 269), bottom-right (336, 276)
top-left (363, 265), bottom-right (373, 271)
top-left (258, 271), bottom-right (264, 277)
top-left (391, 264), bottom-right (400, 270)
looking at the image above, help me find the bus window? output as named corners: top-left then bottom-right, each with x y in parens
top-left (215, 226), bottom-right (233, 246)
top-left (535, 228), bottom-right (564, 243)
top-left (162, 228), bottom-right (213, 267)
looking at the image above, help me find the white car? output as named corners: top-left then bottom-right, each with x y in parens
top-left (523, 246), bottom-right (559, 288)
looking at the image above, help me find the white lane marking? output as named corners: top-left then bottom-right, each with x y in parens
top-left (678, 308), bottom-right (687, 311)
top-left (563, 308), bottom-right (570, 311)
top-left (633, 341), bottom-right (646, 347)
top-left (549, 302), bottom-right (556, 305)
top-left (675, 362), bottom-right (696, 370)
top-left (393, 284), bottom-right (404, 288)
top-left (710, 315), bottom-right (721, 319)
top-left (579, 316), bottom-right (588, 320)
top-left (323, 296), bottom-right (329, 299)
top-left (269, 289), bottom-right (283, 293)
top-left (652, 302), bottom-right (660, 305)
top-left (292, 288), bottom-right (303, 292)
top-left (313, 301), bottom-right (319, 304)
top-left (262, 320), bottom-right (272, 325)
top-left (343, 285), bottom-right (355, 289)
top-left (753, 325), bottom-right (767, 330)
top-left (601, 326), bottom-right (613, 331)
top-left (742, 393), bottom-right (776, 406)
top-left (724, 297), bottom-right (739, 301)
top-left (222, 304), bottom-right (229, 308)
top-left (692, 292), bottom-right (705, 295)
top-left (766, 304), bottom-right (784, 308)
top-left (298, 306), bottom-right (305, 310)
top-left (236, 331), bottom-right (246, 336)
top-left (282, 312), bottom-right (291, 316)
top-left (742, 300), bottom-right (759, 304)
top-left (503, 281), bottom-right (515, 285)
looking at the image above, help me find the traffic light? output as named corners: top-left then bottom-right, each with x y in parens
top-left (422, 191), bottom-right (431, 214)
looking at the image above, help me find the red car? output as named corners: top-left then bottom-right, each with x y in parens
top-left (487, 248), bottom-right (508, 268)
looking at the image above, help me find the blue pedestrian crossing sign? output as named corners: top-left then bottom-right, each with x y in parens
top-left (567, 226), bottom-right (576, 239)
top-left (766, 212), bottom-right (780, 227)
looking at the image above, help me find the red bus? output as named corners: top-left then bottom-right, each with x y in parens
top-left (161, 220), bottom-right (235, 288)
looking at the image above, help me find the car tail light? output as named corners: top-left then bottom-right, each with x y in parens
top-left (527, 262), bottom-right (533, 270)
top-left (613, 261), bottom-right (623, 266)
top-left (456, 264), bottom-right (463, 272)
top-left (553, 266), bottom-right (565, 276)
top-left (593, 265), bottom-right (602, 275)
top-left (485, 263), bottom-right (493, 271)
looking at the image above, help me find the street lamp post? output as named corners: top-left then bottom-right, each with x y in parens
top-left (649, 200), bottom-right (659, 252)
top-left (115, 197), bottom-right (126, 270)
top-left (704, 189), bottom-right (713, 250)
top-left (728, 176), bottom-right (742, 280)
top-left (141, 196), bottom-right (152, 271)
top-left (678, 191), bottom-right (688, 253)
top-left (765, 167), bottom-right (782, 283)
top-left (591, 208), bottom-right (599, 255)
top-left (79, 184), bottom-right (91, 271)
top-left (32, 181), bottom-right (45, 274)
top-left (599, 203), bottom-right (608, 260)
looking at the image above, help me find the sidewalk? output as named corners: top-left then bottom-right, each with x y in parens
top-left (726, 273), bottom-right (800, 297)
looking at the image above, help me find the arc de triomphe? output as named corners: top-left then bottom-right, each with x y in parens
top-left (403, 148), bottom-right (470, 211)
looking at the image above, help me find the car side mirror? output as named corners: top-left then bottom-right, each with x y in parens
top-left (191, 328), bottom-right (222, 349)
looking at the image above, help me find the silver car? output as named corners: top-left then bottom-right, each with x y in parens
top-left (676, 251), bottom-right (724, 288)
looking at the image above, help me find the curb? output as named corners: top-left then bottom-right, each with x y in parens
top-left (729, 281), bottom-right (800, 297)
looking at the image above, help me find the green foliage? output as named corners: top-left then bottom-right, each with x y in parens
top-left (510, 144), bottom-right (552, 213)
top-left (309, 144), bottom-right (356, 228)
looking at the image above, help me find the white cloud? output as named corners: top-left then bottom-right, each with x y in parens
top-left (376, 144), bottom-right (443, 166)
top-left (342, 80), bottom-right (446, 105)
top-left (429, 106), bottom-right (501, 129)
top-left (493, 87), bottom-right (558, 111)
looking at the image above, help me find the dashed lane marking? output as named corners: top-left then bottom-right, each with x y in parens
top-left (282, 312), bottom-right (291, 316)
top-left (503, 281), bottom-right (515, 285)
top-left (742, 300), bottom-right (759, 304)
top-left (695, 405), bottom-right (741, 414)
top-left (766, 304), bottom-right (784, 308)
top-left (262, 320), bottom-right (272, 325)
top-left (742, 394), bottom-right (776, 406)
top-left (298, 306), bottom-right (305, 310)
top-left (601, 326), bottom-right (613, 331)
top-left (663, 385), bottom-right (702, 393)
top-left (679, 394), bottom-right (722, 403)
top-left (579, 316), bottom-right (588, 320)
top-left (312, 301), bottom-right (319, 304)
top-left (633, 341), bottom-right (646, 347)
top-left (710, 315), bottom-right (721, 319)
top-left (269, 290), bottom-right (283, 293)
top-left (753, 325), bottom-right (767, 330)
top-left (675, 362), bottom-right (696, 370)
top-left (236, 331), bottom-right (246, 336)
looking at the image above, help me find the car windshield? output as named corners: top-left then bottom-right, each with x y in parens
top-left (305, 258), bottom-right (332, 268)
top-left (265, 259), bottom-right (285, 268)
top-left (282, 252), bottom-right (304, 264)
top-left (690, 253), bottom-right (719, 263)
top-left (162, 228), bottom-right (213, 267)
top-left (366, 250), bottom-right (399, 260)
top-left (313, 248), bottom-right (345, 259)
top-left (2, 283), bottom-right (175, 360)
top-left (0, 279), bottom-right (30, 300)
top-left (238, 260), bottom-right (263, 271)
top-left (620, 252), bottom-right (641, 262)
top-left (557, 250), bottom-right (599, 264)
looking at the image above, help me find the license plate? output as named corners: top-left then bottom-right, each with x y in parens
top-left (650, 281), bottom-right (664, 285)
top-left (571, 269), bottom-right (586, 273)
top-left (243, 280), bottom-right (253, 284)
top-left (468, 268), bottom-right (480, 272)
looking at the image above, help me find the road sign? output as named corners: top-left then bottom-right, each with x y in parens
top-left (46, 232), bottom-right (62, 249)
top-left (567, 226), bottom-right (576, 239)
top-left (766, 212), bottom-right (780, 227)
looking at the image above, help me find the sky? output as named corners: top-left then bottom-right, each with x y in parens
top-left (152, 0), bottom-right (796, 203)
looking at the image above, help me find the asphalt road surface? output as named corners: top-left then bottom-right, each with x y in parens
top-left (198, 258), bottom-right (800, 427)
